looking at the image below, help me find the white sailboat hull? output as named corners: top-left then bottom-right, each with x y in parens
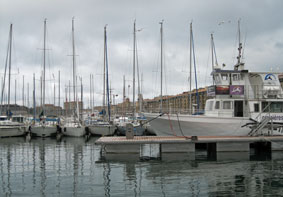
top-left (0, 126), bottom-right (26, 137)
top-left (145, 113), bottom-right (252, 136)
top-left (62, 126), bottom-right (85, 137)
top-left (31, 126), bottom-right (58, 137)
top-left (88, 124), bottom-right (116, 136)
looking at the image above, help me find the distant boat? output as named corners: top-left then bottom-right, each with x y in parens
top-left (117, 20), bottom-right (148, 136)
top-left (0, 116), bottom-right (26, 137)
top-left (87, 25), bottom-right (116, 136)
top-left (30, 19), bottom-right (58, 137)
top-left (62, 18), bottom-right (85, 137)
top-left (0, 24), bottom-right (26, 137)
top-left (115, 115), bottom-right (147, 136)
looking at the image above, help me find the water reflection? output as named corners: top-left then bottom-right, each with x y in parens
top-left (0, 137), bottom-right (282, 196)
top-left (103, 162), bottom-right (111, 197)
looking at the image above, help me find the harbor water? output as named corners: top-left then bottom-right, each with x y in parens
top-left (0, 137), bottom-right (283, 196)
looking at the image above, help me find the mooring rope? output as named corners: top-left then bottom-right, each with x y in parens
top-left (167, 112), bottom-right (190, 139)
top-left (166, 113), bottom-right (176, 136)
top-left (176, 113), bottom-right (190, 139)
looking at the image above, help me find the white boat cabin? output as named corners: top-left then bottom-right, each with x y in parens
top-left (205, 68), bottom-right (283, 122)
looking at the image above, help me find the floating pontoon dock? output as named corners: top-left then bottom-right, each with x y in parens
top-left (95, 136), bottom-right (283, 159)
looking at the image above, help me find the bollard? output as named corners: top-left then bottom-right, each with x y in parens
top-left (126, 123), bottom-right (134, 139)
top-left (191, 136), bottom-right (198, 141)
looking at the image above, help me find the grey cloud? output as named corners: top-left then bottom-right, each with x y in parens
top-left (1, 0), bottom-right (283, 107)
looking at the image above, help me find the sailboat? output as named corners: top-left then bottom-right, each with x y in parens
top-left (87, 25), bottom-right (116, 136)
top-left (62, 18), bottom-right (86, 137)
top-left (0, 24), bottom-right (26, 137)
top-left (145, 21), bottom-right (283, 136)
top-left (116, 20), bottom-right (146, 136)
top-left (30, 19), bottom-right (58, 137)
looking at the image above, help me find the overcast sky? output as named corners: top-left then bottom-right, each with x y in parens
top-left (1, 0), bottom-right (283, 108)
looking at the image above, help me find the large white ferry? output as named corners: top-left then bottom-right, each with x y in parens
top-left (146, 28), bottom-right (283, 136)
top-left (146, 69), bottom-right (283, 136)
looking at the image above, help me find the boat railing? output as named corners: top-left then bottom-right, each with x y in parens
top-left (143, 108), bottom-right (204, 115)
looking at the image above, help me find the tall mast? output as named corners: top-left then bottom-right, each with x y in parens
top-left (103, 26), bottom-right (106, 109)
top-left (123, 75), bottom-right (125, 114)
top-left (65, 85), bottom-right (67, 116)
top-left (133, 20), bottom-right (136, 116)
top-left (235, 19), bottom-right (244, 70)
top-left (33, 73), bottom-right (36, 122)
top-left (160, 20), bottom-right (163, 113)
top-left (90, 74), bottom-right (92, 112)
top-left (43, 19), bottom-right (46, 114)
top-left (71, 17), bottom-right (80, 121)
top-left (211, 33), bottom-right (214, 86)
top-left (40, 74), bottom-right (42, 108)
top-left (0, 26), bottom-right (10, 114)
top-left (28, 83), bottom-right (29, 108)
top-left (237, 19), bottom-right (241, 65)
top-left (136, 31), bottom-right (142, 113)
top-left (190, 23), bottom-right (199, 113)
top-left (104, 25), bottom-right (111, 121)
top-left (75, 76), bottom-right (79, 120)
top-left (68, 80), bottom-right (70, 115)
top-left (81, 77), bottom-right (83, 120)
top-left (53, 82), bottom-right (55, 106)
top-left (189, 22), bottom-right (192, 114)
top-left (92, 74), bottom-right (94, 112)
top-left (123, 75), bottom-right (125, 103)
top-left (15, 79), bottom-right (16, 105)
top-left (58, 70), bottom-right (60, 115)
top-left (22, 75), bottom-right (24, 107)
top-left (211, 33), bottom-right (214, 70)
top-left (7, 24), bottom-right (12, 115)
top-left (72, 17), bottom-right (76, 104)
top-left (211, 33), bottom-right (218, 85)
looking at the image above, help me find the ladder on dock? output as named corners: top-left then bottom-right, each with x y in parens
top-left (248, 116), bottom-right (271, 136)
top-left (248, 102), bottom-right (274, 136)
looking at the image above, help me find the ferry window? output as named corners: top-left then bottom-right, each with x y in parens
top-left (215, 75), bottom-right (221, 83)
top-left (262, 102), bottom-right (283, 113)
top-left (221, 74), bottom-right (228, 81)
top-left (0, 117), bottom-right (6, 121)
top-left (254, 103), bottom-right (259, 112)
top-left (215, 101), bottom-right (220, 109)
top-left (209, 101), bottom-right (214, 111)
top-left (223, 101), bottom-right (231, 109)
top-left (232, 74), bottom-right (241, 81)
top-left (206, 100), bottom-right (214, 111)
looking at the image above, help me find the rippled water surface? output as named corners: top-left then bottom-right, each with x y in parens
top-left (0, 137), bottom-right (283, 196)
